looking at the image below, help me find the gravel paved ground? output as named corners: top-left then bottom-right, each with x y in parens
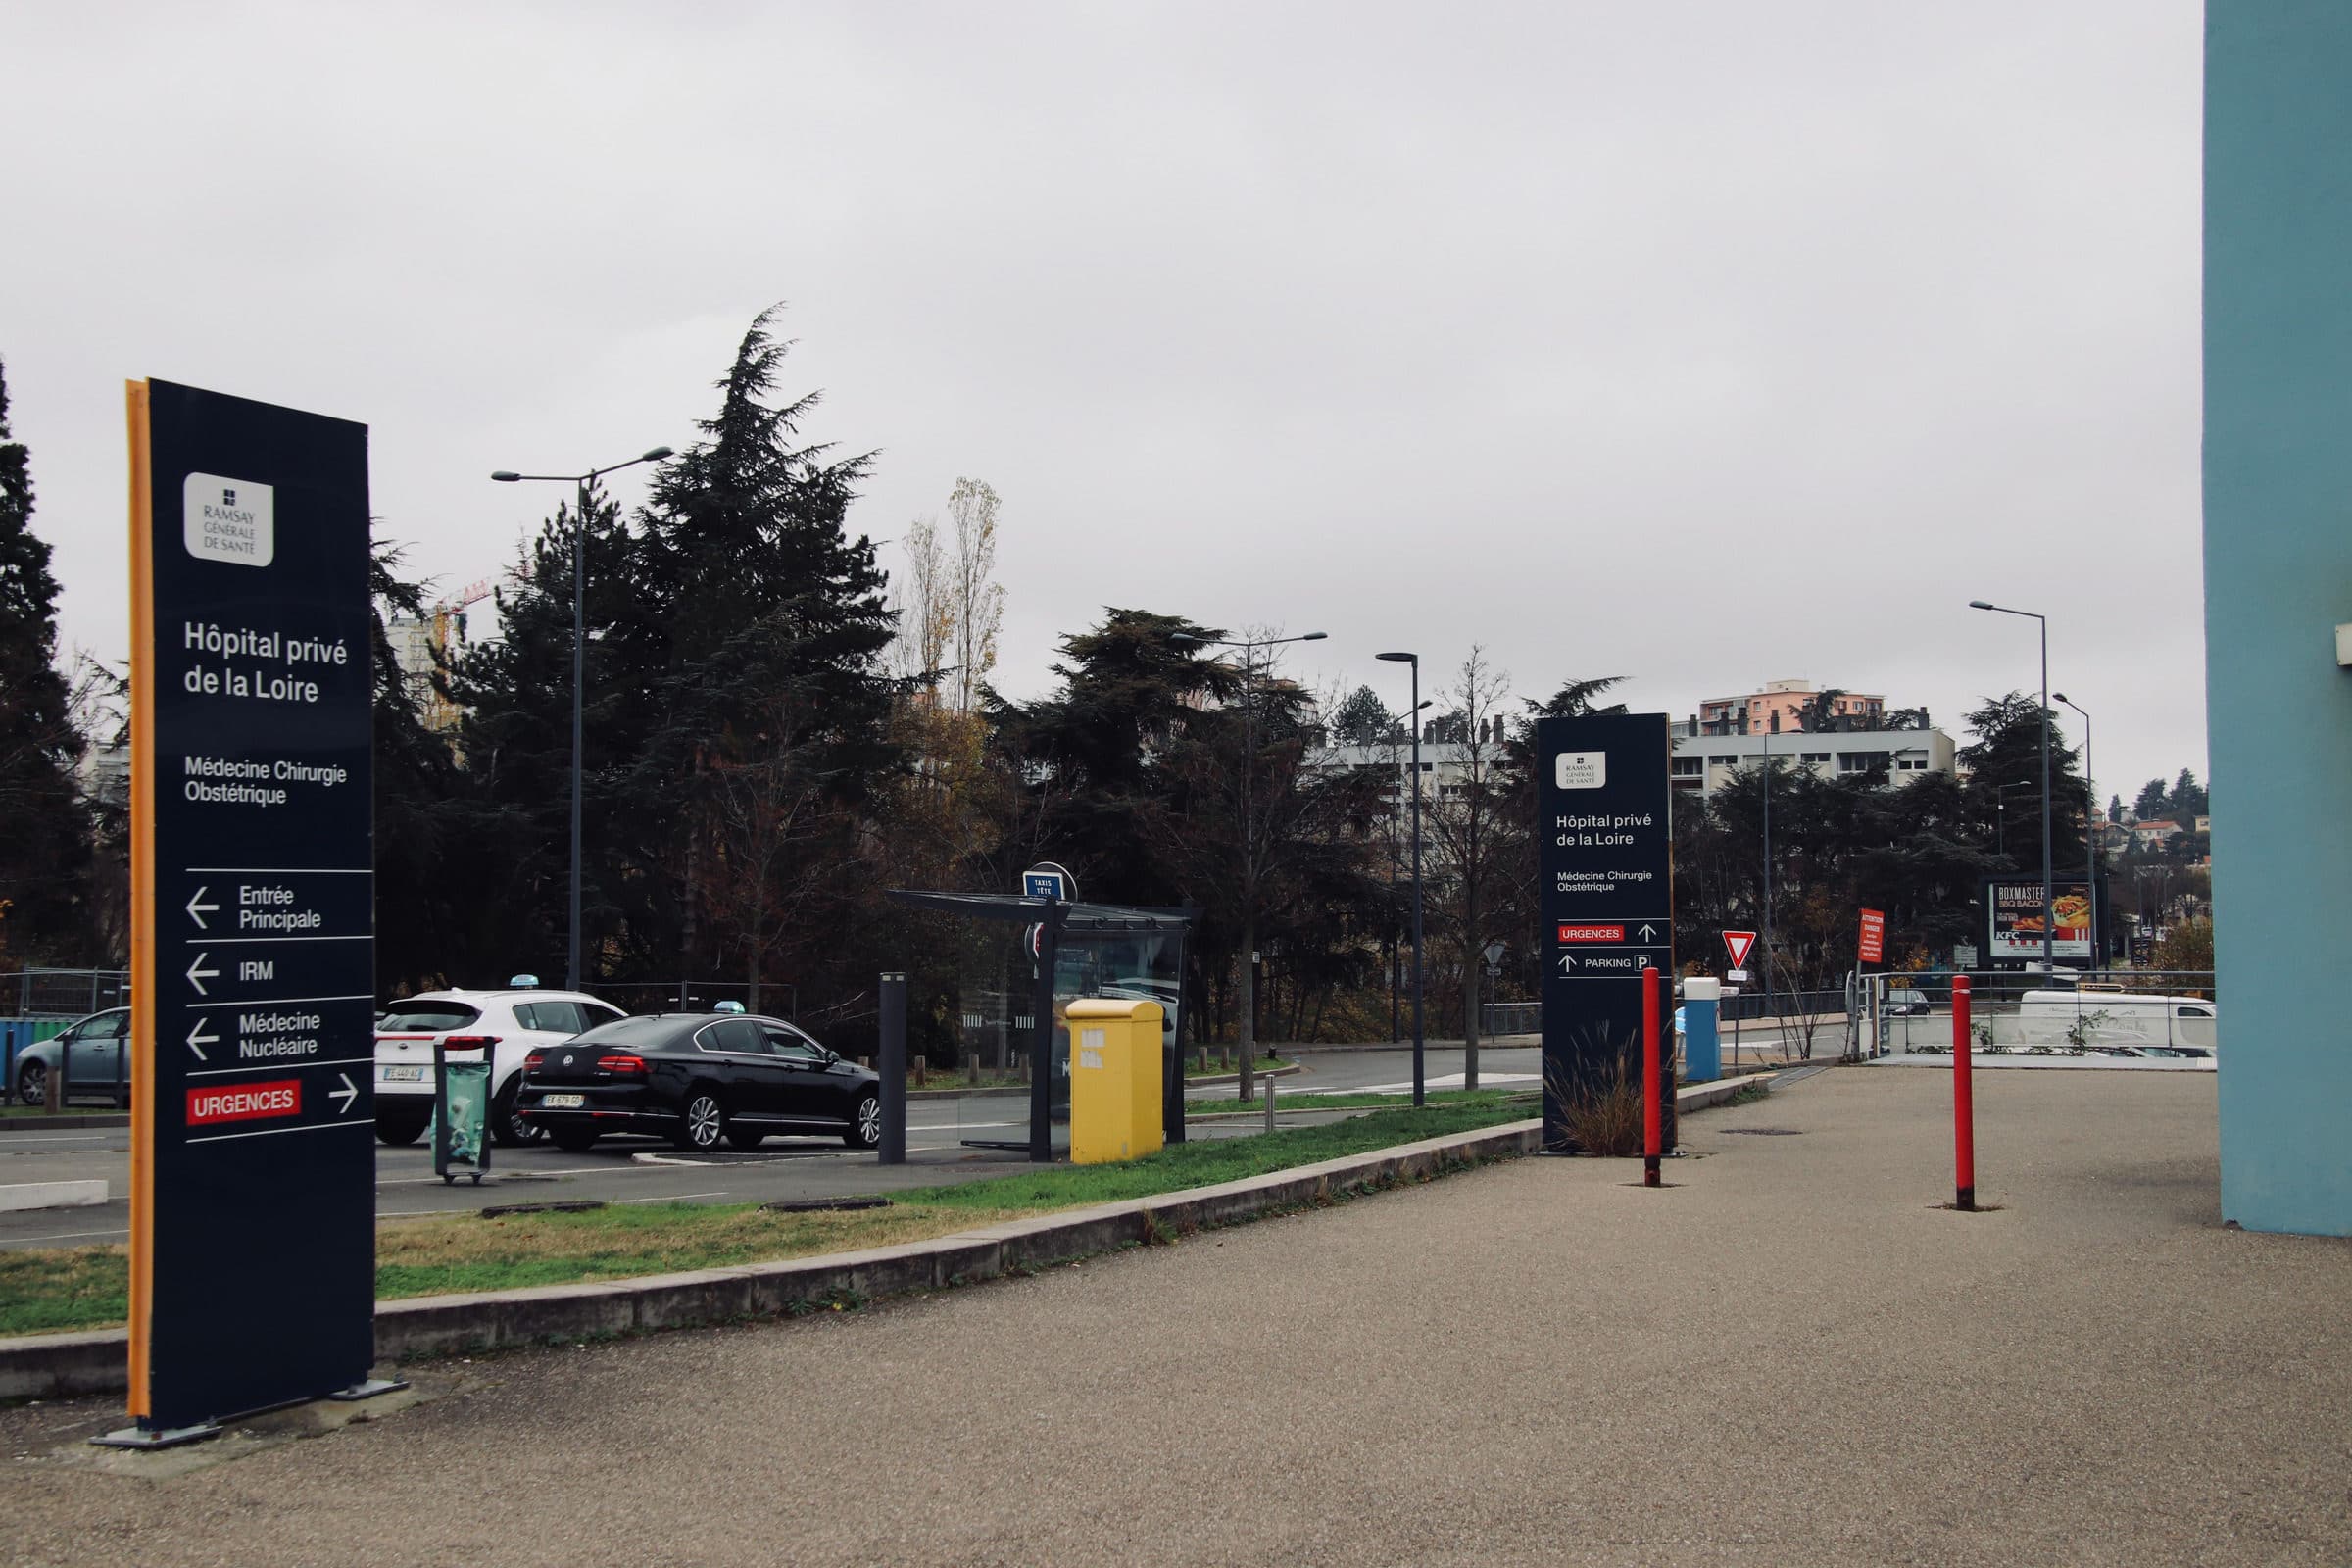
top-left (4, 1067), bottom-right (2347, 1566)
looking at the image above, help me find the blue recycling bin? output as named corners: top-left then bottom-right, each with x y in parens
top-left (1683, 978), bottom-right (1722, 1084)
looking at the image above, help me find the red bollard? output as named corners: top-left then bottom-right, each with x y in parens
top-left (1642, 966), bottom-right (1662, 1187)
top-left (1952, 975), bottom-right (1976, 1211)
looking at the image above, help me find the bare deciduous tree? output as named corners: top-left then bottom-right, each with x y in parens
top-left (945, 477), bottom-right (1004, 713)
top-left (1422, 646), bottom-right (1513, 1091)
top-left (890, 514), bottom-right (953, 684)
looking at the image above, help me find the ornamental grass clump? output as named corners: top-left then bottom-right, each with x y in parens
top-left (1544, 1046), bottom-right (1645, 1156)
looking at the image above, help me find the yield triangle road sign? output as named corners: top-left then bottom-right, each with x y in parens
top-left (1722, 930), bottom-right (1757, 969)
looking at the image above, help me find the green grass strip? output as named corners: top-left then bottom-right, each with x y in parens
top-left (0, 1099), bottom-right (1530, 1339)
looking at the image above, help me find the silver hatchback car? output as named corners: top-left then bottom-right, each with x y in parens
top-left (12, 1006), bottom-right (132, 1107)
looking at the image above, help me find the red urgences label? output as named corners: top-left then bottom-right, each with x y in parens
top-left (187, 1079), bottom-right (302, 1127)
top-left (1557, 924), bottom-right (1626, 943)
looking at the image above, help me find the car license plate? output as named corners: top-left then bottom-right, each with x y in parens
top-left (543, 1093), bottom-right (586, 1108)
top-left (384, 1065), bottom-right (425, 1082)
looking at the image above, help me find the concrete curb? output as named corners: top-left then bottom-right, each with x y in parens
top-left (0, 1114), bottom-right (131, 1134)
top-left (0, 1181), bottom-right (107, 1213)
top-left (0, 1073), bottom-right (1774, 1399)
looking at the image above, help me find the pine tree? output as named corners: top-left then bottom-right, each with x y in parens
top-left (0, 358), bottom-right (94, 963)
top-left (450, 483), bottom-right (643, 981)
top-left (2168, 768), bottom-right (2207, 821)
top-left (369, 541), bottom-right (485, 994)
top-left (622, 308), bottom-right (902, 997)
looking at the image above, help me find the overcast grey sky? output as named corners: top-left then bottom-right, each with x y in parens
top-left (4, 1), bottom-right (2205, 804)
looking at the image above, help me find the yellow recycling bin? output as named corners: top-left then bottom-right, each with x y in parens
top-left (1066, 998), bottom-right (1164, 1164)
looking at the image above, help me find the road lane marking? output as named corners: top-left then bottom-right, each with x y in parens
top-left (615, 1191), bottom-right (728, 1203)
top-left (375, 1164), bottom-right (614, 1187)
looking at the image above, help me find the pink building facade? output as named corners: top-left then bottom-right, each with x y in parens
top-left (1696, 679), bottom-right (1886, 736)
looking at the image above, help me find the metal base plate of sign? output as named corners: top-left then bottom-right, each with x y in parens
top-left (90, 1419), bottom-right (224, 1450)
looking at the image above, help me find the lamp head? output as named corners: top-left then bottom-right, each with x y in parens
top-left (490, 471), bottom-right (521, 482)
top-left (1168, 632), bottom-right (1204, 647)
top-left (1298, 631), bottom-right (1328, 642)
top-left (2053, 691), bottom-right (2070, 704)
top-left (1968, 600), bottom-right (1996, 611)
top-left (1375, 651), bottom-right (1416, 663)
top-left (643, 446), bottom-right (674, 463)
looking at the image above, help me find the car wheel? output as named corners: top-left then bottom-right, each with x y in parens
top-left (551, 1128), bottom-right (600, 1153)
top-left (674, 1089), bottom-right (725, 1152)
top-left (16, 1061), bottom-right (48, 1107)
top-left (844, 1092), bottom-right (882, 1150)
top-left (374, 1116), bottom-right (427, 1147)
top-left (489, 1078), bottom-right (544, 1148)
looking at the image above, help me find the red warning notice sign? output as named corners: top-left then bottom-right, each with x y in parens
top-left (1556, 924), bottom-right (1626, 943)
top-left (186, 1079), bottom-right (302, 1128)
top-left (1858, 908), bottom-right (1886, 965)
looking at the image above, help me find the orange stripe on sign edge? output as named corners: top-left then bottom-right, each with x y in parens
top-left (124, 380), bottom-right (155, 1418)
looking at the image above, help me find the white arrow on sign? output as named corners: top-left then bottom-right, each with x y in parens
top-left (184, 1019), bottom-right (218, 1062)
top-left (329, 1072), bottom-right (359, 1116)
top-left (1557, 953), bottom-right (1580, 974)
top-left (185, 885), bottom-right (220, 929)
top-left (186, 953), bottom-right (219, 996)
top-left (1637, 922), bottom-right (1659, 942)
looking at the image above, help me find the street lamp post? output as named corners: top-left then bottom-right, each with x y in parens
top-left (492, 447), bottom-right (674, 991)
top-left (2054, 693), bottom-right (2098, 968)
top-left (1376, 652), bottom-right (1425, 1106)
top-left (1758, 710), bottom-right (1775, 1011)
top-left (1169, 627), bottom-right (1326, 1101)
top-left (1383, 698), bottom-right (1432, 1046)
top-left (1970, 601), bottom-right (2054, 972)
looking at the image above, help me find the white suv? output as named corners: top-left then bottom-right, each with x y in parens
top-left (374, 989), bottom-right (628, 1147)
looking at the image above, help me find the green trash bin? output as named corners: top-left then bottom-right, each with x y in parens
top-left (431, 1041), bottom-right (494, 1185)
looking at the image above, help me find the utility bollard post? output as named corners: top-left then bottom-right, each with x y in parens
top-left (1642, 966), bottom-right (1662, 1188)
top-left (1263, 1076), bottom-right (1276, 1134)
top-left (1952, 975), bottom-right (1975, 1210)
top-left (878, 972), bottom-right (906, 1165)
top-left (1682, 977), bottom-right (1721, 1084)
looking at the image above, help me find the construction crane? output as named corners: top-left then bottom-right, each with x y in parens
top-left (390, 574), bottom-right (510, 732)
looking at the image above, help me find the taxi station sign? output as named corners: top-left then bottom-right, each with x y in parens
top-left (1537, 712), bottom-right (1677, 1152)
top-left (104, 380), bottom-right (387, 1446)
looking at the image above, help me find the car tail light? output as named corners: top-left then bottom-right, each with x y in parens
top-left (523, 1050), bottom-right (546, 1072)
top-left (596, 1054), bottom-right (649, 1075)
top-left (443, 1034), bottom-right (500, 1053)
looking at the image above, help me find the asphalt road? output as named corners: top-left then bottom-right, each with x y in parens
top-left (0, 1035), bottom-right (1847, 1249)
top-left (9, 1068), bottom-right (2344, 1566)
top-left (0, 1045), bottom-right (1569, 1249)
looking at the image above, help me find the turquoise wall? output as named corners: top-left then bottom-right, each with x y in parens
top-left (2205, 4), bottom-right (2352, 1235)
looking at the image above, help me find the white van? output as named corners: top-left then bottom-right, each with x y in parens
top-left (2015, 990), bottom-right (2218, 1053)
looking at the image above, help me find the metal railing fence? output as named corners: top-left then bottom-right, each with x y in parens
top-left (1862, 970), bottom-right (2219, 1058)
top-left (2, 969), bottom-right (130, 1020)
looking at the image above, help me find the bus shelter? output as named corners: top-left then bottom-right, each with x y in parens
top-left (886, 891), bottom-right (1194, 1161)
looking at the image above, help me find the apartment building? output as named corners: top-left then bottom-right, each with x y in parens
top-left (1696, 678), bottom-right (1886, 736)
top-left (1672, 679), bottom-right (1953, 797)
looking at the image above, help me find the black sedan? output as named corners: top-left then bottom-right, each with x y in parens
top-left (515, 1013), bottom-right (882, 1154)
